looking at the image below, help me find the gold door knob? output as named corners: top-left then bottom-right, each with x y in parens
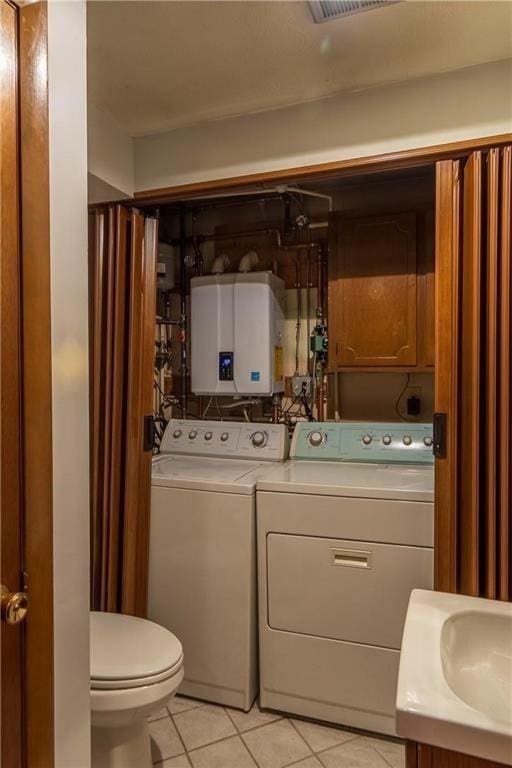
top-left (1, 584), bottom-right (29, 625)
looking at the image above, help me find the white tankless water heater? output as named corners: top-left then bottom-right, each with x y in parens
top-left (191, 271), bottom-right (285, 396)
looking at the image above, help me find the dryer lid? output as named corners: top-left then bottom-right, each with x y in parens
top-left (90, 612), bottom-right (183, 682)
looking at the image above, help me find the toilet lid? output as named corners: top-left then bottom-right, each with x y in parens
top-left (90, 612), bottom-right (183, 683)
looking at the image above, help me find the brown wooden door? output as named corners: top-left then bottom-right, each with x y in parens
top-left (122, 212), bottom-right (157, 615)
top-left (329, 212), bottom-right (417, 367)
top-left (1, 4), bottom-right (54, 765)
top-left (0, 2), bottom-right (24, 764)
top-left (90, 206), bottom-right (157, 617)
top-left (434, 147), bottom-right (512, 599)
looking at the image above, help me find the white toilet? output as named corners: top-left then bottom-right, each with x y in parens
top-left (91, 611), bottom-right (184, 768)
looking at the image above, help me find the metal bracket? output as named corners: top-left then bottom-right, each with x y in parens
top-left (433, 412), bottom-right (447, 458)
top-left (143, 415), bottom-right (155, 453)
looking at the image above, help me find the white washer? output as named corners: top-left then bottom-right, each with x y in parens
top-left (148, 419), bottom-right (288, 711)
top-left (256, 421), bottom-right (434, 736)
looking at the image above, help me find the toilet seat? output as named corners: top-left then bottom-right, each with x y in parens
top-left (91, 611), bottom-right (183, 690)
top-left (91, 653), bottom-right (184, 690)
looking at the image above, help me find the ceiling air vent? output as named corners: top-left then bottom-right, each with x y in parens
top-left (308, 1), bottom-right (400, 23)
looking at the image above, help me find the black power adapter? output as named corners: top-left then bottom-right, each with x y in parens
top-left (407, 395), bottom-right (421, 416)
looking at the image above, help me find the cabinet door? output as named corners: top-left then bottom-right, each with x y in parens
top-left (417, 210), bottom-right (435, 368)
top-left (424, 211), bottom-right (435, 366)
top-left (331, 212), bottom-right (417, 367)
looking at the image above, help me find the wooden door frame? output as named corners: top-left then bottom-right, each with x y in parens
top-left (124, 132), bottom-right (511, 601)
top-left (0, 1), bottom-right (54, 765)
top-left (133, 133), bottom-right (512, 204)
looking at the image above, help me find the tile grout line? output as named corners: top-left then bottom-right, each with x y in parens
top-left (285, 718), bottom-right (316, 760)
top-left (224, 705), bottom-right (284, 736)
top-left (238, 725), bottom-right (269, 768)
top-left (161, 710), bottom-right (188, 761)
top-left (175, 728), bottom-right (244, 757)
top-left (222, 705), bottom-right (242, 735)
top-left (362, 742), bottom-right (402, 768)
top-left (312, 736), bottom-right (403, 768)
top-left (185, 731), bottom-right (258, 766)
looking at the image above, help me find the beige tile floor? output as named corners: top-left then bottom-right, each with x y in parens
top-left (148, 695), bottom-right (405, 768)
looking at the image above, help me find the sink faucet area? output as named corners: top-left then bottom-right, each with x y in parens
top-left (396, 589), bottom-right (512, 765)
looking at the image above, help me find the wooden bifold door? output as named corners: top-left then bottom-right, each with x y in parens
top-left (435, 146), bottom-right (511, 600)
top-left (89, 205), bottom-right (157, 616)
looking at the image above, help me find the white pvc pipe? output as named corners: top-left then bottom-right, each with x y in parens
top-left (211, 254), bottom-right (230, 274)
top-left (238, 250), bottom-right (259, 273)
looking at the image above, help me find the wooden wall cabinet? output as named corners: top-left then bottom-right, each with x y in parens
top-left (328, 210), bottom-right (434, 371)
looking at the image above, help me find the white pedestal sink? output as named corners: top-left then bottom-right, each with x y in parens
top-left (396, 589), bottom-right (512, 765)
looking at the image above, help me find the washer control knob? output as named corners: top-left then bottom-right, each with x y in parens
top-left (220, 432), bottom-right (229, 442)
top-left (204, 431), bottom-right (213, 441)
top-left (308, 431), bottom-right (324, 447)
top-left (423, 436), bottom-right (433, 447)
top-left (403, 435), bottom-right (413, 446)
top-left (251, 431), bottom-right (267, 448)
top-left (382, 435), bottom-right (392, 446)
top-left (173, 430), bottom-right (182, 439)
top-left (362, 435), bottom-right (372, 446)
top-left (189, 430), bottom-right (198, 440)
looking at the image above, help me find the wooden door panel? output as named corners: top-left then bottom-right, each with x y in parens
top-left (334, 212), bottom-right (417, 366)
top-left (497, 146), bottom-right (511, 600)
top-left (484, 149), bottom-right (499, 598)
top-left (18, 3), bottom-right (54, 762)
top-left (459, 151), bottom-right (482, 596)
top-left (122, 210), bottom-right (146, 615)
top-left (434, 160), bottom-right (461, 594)
top-left (434, 146), bottom-right (511, 600)
top-left (0, 2), bottom-right (23, 763)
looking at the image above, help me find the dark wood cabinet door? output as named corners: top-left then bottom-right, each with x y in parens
top-left (331, 212), bottom-right (417, 367)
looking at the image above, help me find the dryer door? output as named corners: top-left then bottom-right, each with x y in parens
top-left (267, 533), bottom-right (433, 649)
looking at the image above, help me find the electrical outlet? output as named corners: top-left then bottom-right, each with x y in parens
top-left (405, 386), bottom-right (422, 416)
top-left (292, 375), bottom-right (312, 398)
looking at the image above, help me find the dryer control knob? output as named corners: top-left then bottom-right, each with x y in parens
top-left (362, 434), bottom-right (372, 446)
top-left (382, 435), bottom-right (392, 446)
top-left (403, 435), bottom-right (413, 446)
top-left (220, 432), bottom-right (229, 442)
top-left (308, 431), bottom-right (325, 447)
top-left (204, 431), bottom-right (213, 441)
top-left (189, 430), bottom-right (198, 440)
top-left (423, 436), bottom-right (433, 447)
top-left (173, 430), bottom-right (182, 439)
top-left (251, 431), bottom-right (267, 448)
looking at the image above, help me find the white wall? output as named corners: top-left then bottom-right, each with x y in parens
top-left (88, 99), bottom-right (134, 197)
top-left (134, 58), bottom-right (512, 191)
top-left (48, 1), bottom-right (90, 766)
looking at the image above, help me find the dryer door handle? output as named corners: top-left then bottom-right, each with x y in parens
top-left (330, 548), bottom-right (372, 569)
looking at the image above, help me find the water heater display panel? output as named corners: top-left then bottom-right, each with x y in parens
top-left (219, 352), bottom-right (234, 381)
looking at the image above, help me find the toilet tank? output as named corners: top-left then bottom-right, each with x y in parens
top-left (190, 271), bottom-right (285, 396)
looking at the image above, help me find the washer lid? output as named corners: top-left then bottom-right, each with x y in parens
top-left (90, 612), bottom-right (183, 682)
top-left (152, 454), bottom-right (274, 494)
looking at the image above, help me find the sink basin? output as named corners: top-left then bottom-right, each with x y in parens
top-left (396, 590), bottom-right (512, 765)
top-left (442, 611), bottom-right (512, 724)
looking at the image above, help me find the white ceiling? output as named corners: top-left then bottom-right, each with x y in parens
top-left (87, 0), bottom-right (512, 137)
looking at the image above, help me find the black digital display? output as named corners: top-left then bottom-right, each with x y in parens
top-left (219, 351), bottom-right (234, 381)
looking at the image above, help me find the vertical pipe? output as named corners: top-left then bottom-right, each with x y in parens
top-left (179, 204), bottom-right (188, 416)
top-left (317, 244), bottom-right (325, 421)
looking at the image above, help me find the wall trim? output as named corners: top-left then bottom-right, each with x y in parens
top-left (133, 133), bottom-right (512, 204)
